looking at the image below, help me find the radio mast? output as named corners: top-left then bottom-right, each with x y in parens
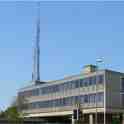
top-left (32, 2), bottom-right (40, 84)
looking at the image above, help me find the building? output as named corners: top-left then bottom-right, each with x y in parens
top-left (18, 64), bottom-right (124, 124)
top-left (17, 3), bottom-right (124, 124)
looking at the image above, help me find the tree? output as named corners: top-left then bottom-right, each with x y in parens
top-left (0, 106), bottom-right (24, 124)
top-left (0, 110), bottom-right (6, 118)
top-left (0, 95), bottom-right (27, 123)
top-left (4, 106), bottom-right (20, 121)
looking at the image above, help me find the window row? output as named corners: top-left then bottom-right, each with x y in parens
top-left (19, 75), bottom-right (104, 97)
top-left (42, 75), bottom-right (104, 95)
top-left (28, 92), bottom-right (104, 109)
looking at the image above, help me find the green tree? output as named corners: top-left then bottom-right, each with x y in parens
top-left (0, 95), bottom-right (25, 123)
top-left (4, 106), bottom-right (20, 121)
top-left (0, 110), bottom-right (6, 118)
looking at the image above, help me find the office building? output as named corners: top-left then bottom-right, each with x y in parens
top-left (18, 65), bottom-right (124, 124)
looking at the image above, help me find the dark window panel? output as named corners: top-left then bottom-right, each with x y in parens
top-left (97, 75), bottom-right (104, 84)
top-left (121, 78), bottom-right (124, 91)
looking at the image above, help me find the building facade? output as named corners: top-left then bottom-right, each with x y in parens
top-left (18, 65), bottom-right (124, 124)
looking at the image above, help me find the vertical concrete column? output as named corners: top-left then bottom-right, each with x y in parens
top-left (72, 115), bottom-right (75, 124)
top-left (122, 114), bottom-right (124, 124)
top-left (89, 114), bottom-right (94, 124)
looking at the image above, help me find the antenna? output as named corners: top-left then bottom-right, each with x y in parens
top-left (32, 2), bottom-right (40, 83)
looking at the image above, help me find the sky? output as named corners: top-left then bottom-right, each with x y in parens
top-left (0, 1), bottom-right (124, 110)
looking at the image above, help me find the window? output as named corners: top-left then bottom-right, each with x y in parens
top-left (121, 78), bottom-right (124, 91)
top-left (89, 77), bottom-right (92, 85)
top-left (42, 87), bottom-right (47, 94)
top-left (74, 80), bottom-right (79, 88)
top-left (97, 75), bottom-right (104, 84)
top-left (92, 76), bottom-right (96, 85)
top-left (65, 82), bottom-right (71, 90)
top-left (120, 78), bottom-right (124, 107)
top-left (68, 81), bottom-right (72, 89)
top-left (121, 94), bottom-right (124, 107)
top-left (71, 81), bottom-right (75, 89)
top-left (75, 96), bottom-right (80, 104)
top-left (89, 94), bottom-right (95, 103)
top-left (80, 95), bottom-right (84, 104)
top-left (32, 89), bottom-right (39, 96)
top-left (60, 83), bottom-right (64, 92)
top-left (84, 95), bottom-right (88, 103)
top-left (80, 79), bottom-right (84, 87)
top-left (83, 78), bottom-right (89, 87)
top-left (63, 83), bottom-right (67, 91)
top-left (97, 92), bottom-right (104, 102)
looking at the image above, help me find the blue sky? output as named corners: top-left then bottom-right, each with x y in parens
top-left (0, 1), bottom-right (124, 110)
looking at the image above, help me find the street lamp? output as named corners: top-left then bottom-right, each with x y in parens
top-left (95, 58), bottom-right (104, 124)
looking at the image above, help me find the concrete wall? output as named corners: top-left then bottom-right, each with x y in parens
top-left (105, 70), bottom-right (124, 109)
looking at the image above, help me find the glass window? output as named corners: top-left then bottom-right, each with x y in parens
top-left (32, 89), bottom-right (39, 96)
top-left (67, 81), bottom-right (72, 89)
top-left (90, 77), bottom-right (96, 85)
top-left (59, 83), bottom-right (64, 92)
top-left (66, 82), bottom-right (71, 90)
top-left (42, 87), bottom-right (47, 94)
top-left (71, 81), bottom-right (75, 89)
top-left (89, 94), bottom-right (95, 103)
top-left (75, 96), bottom-right (80, 104)
top-left (56, 85), bottom-right (59, 92)
top-left (121, 78), bottom-right (124, 91)
top-left (97, 75), bottom-right (104, 84)
top-left (121, 94), bottom-right (124, 106)
top-left (39, 88), bottom-right (43, 95)
top-left (63, 83), bottom-right (67, 91)
top-left (52, 99), bottom-right (56, 107)
top-left (97, 92), bottom-right (104, 102)
top-left (80, 79), bottom-right (84, 87)
top-left (80, 95), bottom-right (84, 104)
top-left (89, 77), bottom-right (92, 85)
top-left (53, 85), bottom-right (56, 92)
top-left (92, 76), bottom-right (96, 85)
top-left (74, 80), bottom-right (79, 88)
top-left (72, 96), bottom-right (76, 105)
top-left (83, 78), bottom-right (89, 87)
top-left (84, 95), bottom-right (88, 103)
top-left (59, 98), bottom-right (63, 106)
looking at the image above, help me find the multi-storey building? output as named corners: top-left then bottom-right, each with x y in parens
top-left (18, 65), bottom-right (124, 124)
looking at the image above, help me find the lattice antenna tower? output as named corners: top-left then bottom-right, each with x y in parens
top-left (32, 2), bottom-right (40, 83)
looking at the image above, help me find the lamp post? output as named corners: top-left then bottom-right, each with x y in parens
top-left (95, 58), bottom-right (104, 124)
